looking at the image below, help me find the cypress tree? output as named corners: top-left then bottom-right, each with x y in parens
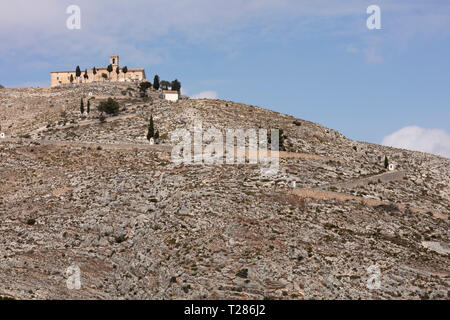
top-left (107, 64), bottom-right (113, 79)
top-left (153, 75), bottom-right (160, 90)
top-left (384, 156), bottom-right (389, 169)
top-left (147, 115), bottom-right (155, 140)
top-left (80, 98), bottom-right (85, 114)
top-left (76, 66), bottom-right (81, 82)
top-left (87, 100), bottom-right (91, 114)
top-left (122, 66), bottom-right (128, 81)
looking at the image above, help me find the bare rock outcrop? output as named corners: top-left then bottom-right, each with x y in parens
top-left (0, 82), bottom-right (448, 300)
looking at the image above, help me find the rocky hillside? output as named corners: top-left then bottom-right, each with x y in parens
top-left (0, 82), bottom-right (448, 300)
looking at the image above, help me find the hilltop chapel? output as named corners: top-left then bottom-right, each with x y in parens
top-left (51, 55), bottom-right (146, 87)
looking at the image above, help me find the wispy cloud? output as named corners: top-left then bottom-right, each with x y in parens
top-left (2, 1), bottom-right (450, 61)
top-left (2, 1), bottom-right (450, 88)
top-left (382, 126), bottom-right (450, 158)
top-left (191, 91), bottom-right (218, 99)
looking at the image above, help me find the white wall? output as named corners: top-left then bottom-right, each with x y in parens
top-left (165, 93), bottom-right (179, 102)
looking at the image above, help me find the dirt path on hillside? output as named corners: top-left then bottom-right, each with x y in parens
top-left (291, 188), bottom-right (447, 220)
top-left (319, 170), bottom-right (407, 190)
top-left (5, 135), bottom-right (443, 220)
top-left (29, 113), bottom-right (140, 136)
top-left (2, 137), bottom-right (339, 162)
top-left (237, 148), bottom-right (342, 162)
top-left (0, 137), bottom-right (170, 153)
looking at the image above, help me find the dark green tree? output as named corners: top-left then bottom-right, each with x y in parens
top-left (139, 81), bottom-right (152, 92)
top-left (154, 130), bottom-right (160, 140)
top-left (102, 73), bottom-right (108, 81)
top-left (122, 66), bottom-right (128, 81)
top-left (87, 100), bottom-right (91, 114)
top-left (171, 79), bottom-right (181, 93)
top-left (107, 64), bottom-right (113, 79)
top-left (92, 67), bottom-right (97, 81)
top-left (160, 80), bottom-right (170, 90)
top-left (76, 66), bottom-right (81, 82)
top-left (147, 115), bottom-right (155, 140)
top-left (84, 69), bottom-right (88, 82)
top-left (384, 156), bottom-right (389, 169)
top-left (70, 74), bottom-right (74, 84)
top-left (116, 66), bottom-right (120, 80)
top-left (97, 98), bottom-right (120, 115)
top-left (153, 75), bottom-right (160, 90)
top-left (80, 98), bottom-right (85, 114)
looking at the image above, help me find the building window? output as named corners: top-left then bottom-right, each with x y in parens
top-left (113, 58), bottom-right (115, 64)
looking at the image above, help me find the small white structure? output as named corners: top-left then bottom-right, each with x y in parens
top-left (292, 180), bottom-right (296, 188)
top-left (0, 133), bottom-right (5, 139)
top-left (149, 137), bottom-right (155, 145)
top-left (388, 163), bottom-right (396, 171)
top-left (163, 90), bottom-right (179, 102)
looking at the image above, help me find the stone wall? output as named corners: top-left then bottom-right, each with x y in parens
top-left (51, 68), bottom-right (146, 87)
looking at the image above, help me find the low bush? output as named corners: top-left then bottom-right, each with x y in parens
top-left (97, 98), bottom-right (120, 115)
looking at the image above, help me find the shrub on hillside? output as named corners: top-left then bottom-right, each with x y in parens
top-left (97, 98), bottom-right (120, 115)
top-left (139, 81), bottom-right (152, 92)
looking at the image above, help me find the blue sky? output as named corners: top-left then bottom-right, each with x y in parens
top-left (1, 0), bottom-right (449, 156)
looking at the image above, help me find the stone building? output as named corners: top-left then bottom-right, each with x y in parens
top-left (51, 55), bottom-right (146, 87)
top-left (163, 90), bottom-right (180, 102)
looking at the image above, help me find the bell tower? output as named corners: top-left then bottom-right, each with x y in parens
top-left (110, 55), bottom-right (119, 67)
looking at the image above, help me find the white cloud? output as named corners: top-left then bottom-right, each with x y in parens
top-left (382, 126), bottom-right (450, 158)
top-left (2, 0), bottom-right (450, 87)
top-left (191, 91), bottom-right (218, 99)
top-left (2, 1), bottom-right (450, 60)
